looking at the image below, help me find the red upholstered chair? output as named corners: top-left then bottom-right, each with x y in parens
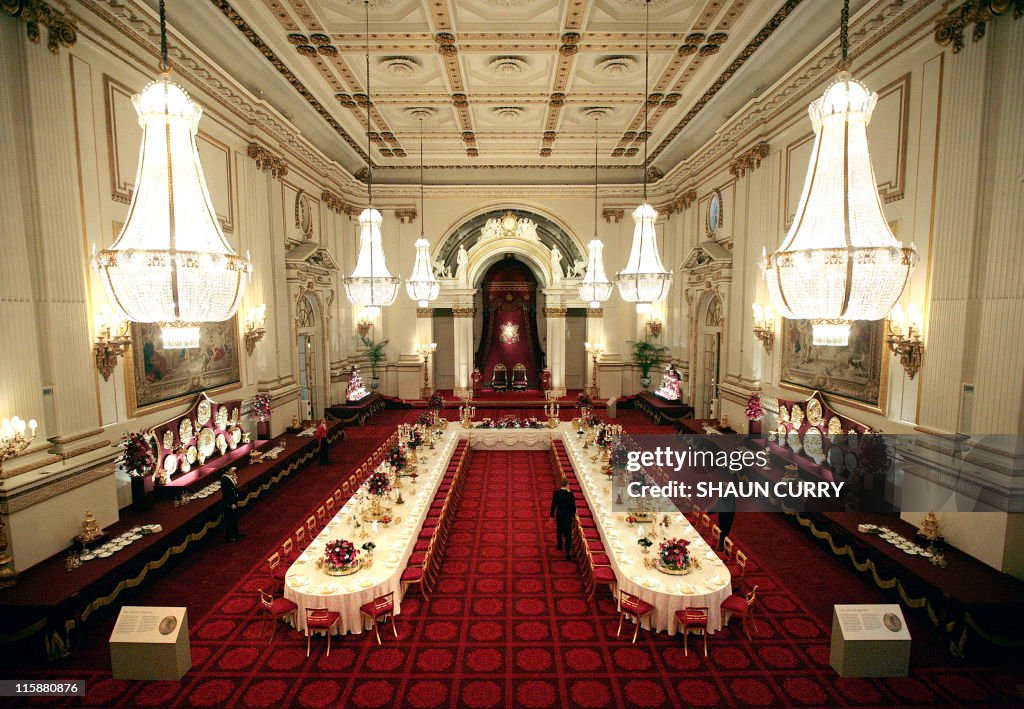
top-left (306, 515), bottom-right (318, 537)
top-left (402, 544), bottom-right (433, 598)
top-left (360, 591), bottom-right (398, 645)
top-left (674, 606), bottom-right (709, 656)
top-left (294, 526), bottom-right (307, 549)
top-left (304, 607), bottom-right (341, 656)
top-left (316, 505), bottom-right (328, 528)
top-left (258, 588), bottom-right (297, 644)
top-left (717, 536), bottom-right (734, 562)
top-left (728, 550), bottom-right (749, 591)
top-left (281, 538), bottom-right (296, 563)
top-left (710, 524), bottom-right (722, 549)
top-left (617, 590), bottom-right (656, 644)
top-left (333, 488), bottom-right (344, 506)
top-left (325, 498), bottom-right (336, 518)
top-left (267, 552), bottom-right (287, 591)
top-left (698, 513), bottom-right (711, 536)
top-left (721, 585), bottom-right (759, 639)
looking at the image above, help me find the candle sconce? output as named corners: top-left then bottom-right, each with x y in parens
top-left (886, 304), bottom-right (924, 379)
top-left (93, 304), bottom-right (131, 381)
top-left (244, 304), bottom-right (267, 356)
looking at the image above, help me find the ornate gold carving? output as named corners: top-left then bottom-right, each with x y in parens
top-left (395, 208), bottom-right (417, 223)
top-left (2, 0), bottom-right (77, 54)
top-left (416, 307), bottom-right (433, 318)
top-left (543, 307), bottom-right (567, 317)
top-left (935, 0), bottom-right (1022, 54)
top-left (586, 308), bottom-right (603, 318)
top-left (467, 148), bottom-right (479, 157)
top-left (247, 142), bottom-right (288, 179)
top-left (321, 190), bottom-right (351, 215)
top-left (452, 307), bottom-right (476, 318)
top-left (729, 141), bottom-right (770, 178)
top-left (602, 208), bottom-right (624, 223)
top-left (549, 93), bottom-right (566, 107)
top-left (539, 148), bottom-right (552, 157)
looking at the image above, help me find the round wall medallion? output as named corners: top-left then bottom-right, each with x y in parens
top-left (707, 189), bottom-right (722, 237)
top-left (295, 189), bottom-right (314, 240)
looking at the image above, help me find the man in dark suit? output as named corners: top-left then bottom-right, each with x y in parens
top-left (220, 467), bottom-right (244, 542)
top-left (549, 477), bottom-right (576, 561)
top-left (712, 473), bottom-right (738, 550)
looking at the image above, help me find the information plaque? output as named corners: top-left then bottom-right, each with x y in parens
top-left (830, 604), bottom-right (910, 677)
top-left (110, 606), bottom-right (191, 681)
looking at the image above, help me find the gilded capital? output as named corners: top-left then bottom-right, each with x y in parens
top-left (452, 307), bottom-right (476, 318)
top-left (543, 307), bottom-right (567, 317)
top-left (416, 307), bottom-right (434, 318)
top-left (602, 208), bottom-right (624, 224)
top-left (3, 0), bottom-right (77, 54)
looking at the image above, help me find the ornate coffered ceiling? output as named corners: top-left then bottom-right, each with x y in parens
top-left (135, 0), bottom-right (870, 184)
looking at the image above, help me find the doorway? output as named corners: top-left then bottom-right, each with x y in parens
top-left (695, 294), bottom-right (723, 419)
top-left (296, 295), bottom-right (322, 420)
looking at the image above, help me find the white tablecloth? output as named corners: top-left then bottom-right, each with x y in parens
top-left (284, 430), bottom-right (459, 634)
top-left (465, 426), bottom-right (557, 450)
top-left (561, 429), bottom-right (732, 635)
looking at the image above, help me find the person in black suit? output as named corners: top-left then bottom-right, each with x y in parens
top-left (220, 467), bottom-right (244, 542)
top-left (712, 473), bottom-right (737, 550)
top-left (549, 477), bottom-right (576, 561)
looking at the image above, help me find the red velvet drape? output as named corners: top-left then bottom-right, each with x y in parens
top-left (475, 258), bottom-right (543, 388)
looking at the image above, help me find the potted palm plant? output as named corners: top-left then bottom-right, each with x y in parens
top-left (359, 336), bottom-right (389, 391)
top-left (631, 339), bottom-right (670, 390)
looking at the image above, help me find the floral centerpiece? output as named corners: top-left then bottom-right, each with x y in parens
top-left (575, 392), bottom-right (592, 410)
top-left (367, 468), bottom-right (392, 497)
top-left (428, 392), bottom-right (444, 411)
top-left (476, 416), bottom-right (544, 429)
top-left (745, 394), bottom-right (763, 421)
top-left (250, 394), bottom-right (272, 422)
top-left (657, 538), bottom-right (691, 574)
top-left (609, 444), bottom-right (629, 472)
top-left (386, 444), bottom-right (408, 472)
top-left (416, 411), bottom-right (434, 427)
top-left (120, 431), bottom-right (156, 478)
top-left (323, 539), bottom-right (360, 575)
top-left (407, 428), bottom-right (424, 450)
top-left (584, 411), bottom-right (601, 428)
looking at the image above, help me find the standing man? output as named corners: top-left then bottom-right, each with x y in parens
top-left (315, 418), bottom-right (329, 465)
top-left (549, 477), bottom-right (576, 561)
top-left (712, 473), bottom-right (737, 550)
top-left (220, 467), bottom-right (244, 542)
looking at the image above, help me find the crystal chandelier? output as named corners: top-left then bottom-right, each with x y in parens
top-left (406, 120), bottom-right (440, 307)
top-left (615, 0), bottom-right (671, 314)
top-left (93, 0), bottom-right (249, 349)
top-left (343, 0), bottom-right (400, 316)
top-left (579, 118), bottom-right (612, 309)
top-left (762, 0), bottom-right (917, 346)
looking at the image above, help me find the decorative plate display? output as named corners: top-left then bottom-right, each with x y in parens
top-left (230, 427), bottom-right (242, 447)
top-left (186, 446), bottom-right (198, 464)
top-left (196, 400), bottom-right (212, 425)
top-left (847, 430), bottom-right (859, 450)
top-left (776, 423), bottom-right (787, 439)
top-left (778, 405), bottom-right (790, 423)
top-left (845, 451), bottom-right (859, 473)
top-left (803, 427), bottom-right (824, 462)
top-left (163, 453), bottom-right (178, 476)
top-left (198, 428), bottom-right (216, 458)
top-left (216, 406), bottom-right (229, 429)
top-left (216, 433), bottom-right (228, 455)
top-left (828, 416), bottom-right (843, 437)
top-left (806, 398), bottom-right (823, 426)
top-left (180, 460), bottom-right (191, 473)
top-left (786, 428), bottom-right (802, 453)
top-left (179, 418), bottom-right (194, 443)
top-left (231, 407), bottom-right (240, 425)
top-left (162, 430), bottom-right (175, 450)
top-left (790, 404), bottom-right (805, 427)
top-left (828, 446), bottom-right (845, 472)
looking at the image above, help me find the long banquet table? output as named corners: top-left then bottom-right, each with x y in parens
top-left (284, 429), bottom-right (459, 634)
top-left (561, 427), bottom-right (734, 635)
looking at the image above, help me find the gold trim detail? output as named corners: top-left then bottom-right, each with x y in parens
top-left (246, 142), bottom-right (288, 179)
top-left (416, 308), bottom-right (434, 319)
top-left (601, 208), bottom-right (624, 224)
top-left (935, 0), bottom-right (1023, 54)
top-left (2, 0), bottom-right (77, 53)
top-left (543, 307), bottom-right (567, 317)
top-left (395, 208), bottom-right (417, 224)
top-left (452, 307), bottom-right (476, 318)
top-left (728, 141), bottom-right (770, 178)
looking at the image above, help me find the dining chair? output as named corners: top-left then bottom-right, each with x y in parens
top-left (617, 590), bottom-right (655, 644)
top-left (305, 607), bottom-right (341, 656)
top-left (674, 606), bottom-right (709, 656)
top-left (721, 585), bottom-right (759, 639)
top-left (360, 591), bottom-right (398, 645)
top-left (257, 588), bottom-right (297, 644)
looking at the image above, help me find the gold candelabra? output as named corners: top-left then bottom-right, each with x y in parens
top-left (544, 399), bottom-right (561, 427)
top-left (751, 303), bottom-right (774, 354)
top-left (583, 341), bottom-right (605, 398)
top-left (886, 304), bottom-right (924, 379)
top-left (459, 396), bottom-right (476, 427)
top-left (92, 304), bottom-right (131, 381)
top-left (244, 304), bottom-right (267, 356)
top-left (417, 343), bottom-right (437, 398)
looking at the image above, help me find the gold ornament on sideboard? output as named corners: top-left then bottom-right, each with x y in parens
top-left (885, 304), bottom-right (925, 379)
top-left (93, 304), bottom-right (132, 381)
top-left (0, 415), bottom-right (37, 476)
top-left (78, 511), bottom-right (103, 543)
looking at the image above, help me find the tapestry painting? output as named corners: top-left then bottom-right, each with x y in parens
top-left (779, 318), bottom-right (886, 411)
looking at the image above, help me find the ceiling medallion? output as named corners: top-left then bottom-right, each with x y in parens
top-left (487, 56), bottom-right (529, 77)
top-left (596, 56), bottom-right (637, 77)
top-left (613, 0), bottom-right (672, 8)
top-left (492, 106), bottom-right (525, 122)
top-left (404, 106), bottom-right (436, 120)
top-left (582, 106), bottom-right (614, 119)
top-left (482, 0), bottom-right (541, 9)
top-left (380, 56), bottom-right (420, 78)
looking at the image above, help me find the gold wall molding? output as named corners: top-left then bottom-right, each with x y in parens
top-left (416, 307), bottom-right (434, 318)
top-left (728, 141), bottom-right (770, 178)
top-left (602, 208), bottom-right (624, 223)
top-left (247, 142), bottom-right (288, 179)
top-left (395, 208), bottom-right (417, 224)
top-left (320, 189), bottom-right (353, 215)
top-left (935, 0), bottom-right (1023, 54)
top-left (2, 0), bottom-right (77, 53)
top-left (661, 189), bottom-right (697, 216)
top-left (0, 461), bottom-right (115, 513)
top-left (452, 307), bottom-right (476, 318)
top-left (543, 307), bottom-right (567, 317)
top-left (586, 308), bottom-right (603, 318)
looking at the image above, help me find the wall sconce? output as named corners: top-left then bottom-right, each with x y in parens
top-left (584, 341), bottom-right (606, 397)
top-left (886, 304), bottom-right (924, 379)
top-left (751, 303), bottom-right (775, 353)
top-left (356, 319), bottom-right (373, 339)
top-left (93, 304), bottom-right (131, 381)
top-left (0, 415), bottom-right (37, 476)
top-left (416, 343), bottom-right (437, 398)
top-left (244, 304), bottom-right (267, 356)
top-left (646, 319), bottom-right (663, 339)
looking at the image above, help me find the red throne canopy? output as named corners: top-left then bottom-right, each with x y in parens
top-left (475, 257), bottom-right (544, 389)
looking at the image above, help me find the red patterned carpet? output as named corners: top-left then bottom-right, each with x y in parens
top-left (6, 410), bottom-right (1022, 708)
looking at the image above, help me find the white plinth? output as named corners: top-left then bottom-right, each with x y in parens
top-left (110, 606), bottom-right (191, 681)
top-left (830, 604), bottom-right (910, 678)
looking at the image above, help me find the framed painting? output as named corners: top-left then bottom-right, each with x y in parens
top-left (779, 318), bottom-right (887, 412)
top-left (126, 318), bottom-right (241, 415)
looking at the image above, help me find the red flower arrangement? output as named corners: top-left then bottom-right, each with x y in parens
top-left (323, 539), bottom-right (359, 570)
top-left (408, 429), bottom-right (424, 449)
top-left (659, 538), bottom-right (691, 570)
top-left (428, 392), bottom-right (444, 410)
top-left (367, 468), bottom-right (392, 496)
top-left (609, 445), bottom-right (629, 470)
top-left (575, 392), bottom-right (592, 409)
top-left (745, 394), bottom-right (764, 421)
top-left (250, 394), bottom-right (272, 423)
top-left (119, 431), bottom-right (156, 477)
top-left (386, 445), bottom-right (408, 472)
top-left (416, 411), bottom-right (434, 427)
top-left (476, 416), bottom-right (544, 429)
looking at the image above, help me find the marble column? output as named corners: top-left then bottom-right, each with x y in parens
top-left (544, 302), bottom-right (567, 396)
top-left (452, 306), bottom-right (475, 398)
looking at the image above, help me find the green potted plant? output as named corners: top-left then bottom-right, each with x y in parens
top-left (630, 338), bottom-right (670, 390)
top-left (359, 336), bottom-right (389, 391)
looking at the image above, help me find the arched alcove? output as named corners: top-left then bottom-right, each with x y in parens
top-left (474, 257), bottom-right (544, 389)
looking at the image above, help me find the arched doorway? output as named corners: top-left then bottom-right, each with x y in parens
top-left (295, 295), bottom-right (324, 420)
top-left (474, 257), bottom-right (544, 390)
top-left (694, 293), bottom-right (724, 419)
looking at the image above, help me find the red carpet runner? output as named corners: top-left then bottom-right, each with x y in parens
top-left (7, 415), bottom-right (1022, 707)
